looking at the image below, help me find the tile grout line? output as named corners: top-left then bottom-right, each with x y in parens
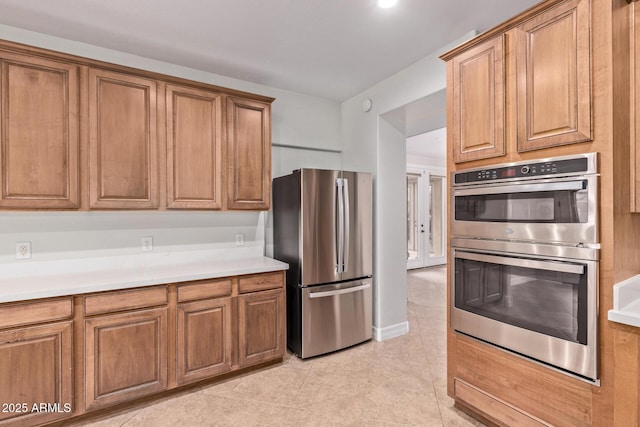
top-left (410, 266), bottom-right (451, 427)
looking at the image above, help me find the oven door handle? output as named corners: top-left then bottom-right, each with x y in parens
top-left (454, 180), bottom-right (585, 196)
top-left (455, 251), bottom-right (585, 274)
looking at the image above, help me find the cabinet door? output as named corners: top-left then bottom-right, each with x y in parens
top-left (89, 68), bottom-right (158, 208)
top-left (226, 96), bottom-right (271, 210)
top-left (84, 307), bottom-right (167, 411)
top-left (633, 1), bottom-right (640, 212)
top-left (237, 288), bottom-right (285, 367)
top-left (516, 0), bottom-right (592, 152)
top-left (0, 52), bottom-right (79, 208)
top-left (176, 297), bottom-right (232, 385)
top-left (166, 85), bottom-right (223, 209)
top-left (451, 35), bottom-right (505, 163)
top-left (0, 321), bottom-right (73, 426)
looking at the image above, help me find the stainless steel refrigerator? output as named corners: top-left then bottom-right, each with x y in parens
top-left (273, 169), bottom-right (372, 358)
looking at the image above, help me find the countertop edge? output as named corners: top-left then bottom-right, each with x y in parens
top-left (609, 274), bottom-right (640, 328)
top-left (0, 257), bottom-right (289, 304)
top-left (608, 309), bottom-right (640, 329)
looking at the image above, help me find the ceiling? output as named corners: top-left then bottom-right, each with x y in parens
top-left (0, 0), bottom-right (540, 101)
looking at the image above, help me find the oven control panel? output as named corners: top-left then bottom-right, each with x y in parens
top-left (454, 156), bottom-right (590, 184)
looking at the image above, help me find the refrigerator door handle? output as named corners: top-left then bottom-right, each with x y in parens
top-left (343, 178), bottom-right (350, 273)
top-left (308, 283), bottom-right (371, 299)
top-left (336, 178), bottom-right (345, 273)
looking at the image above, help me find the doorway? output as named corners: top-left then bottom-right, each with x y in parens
top-left (406, 166), bottom-right (446, 269)
top-left (378, 93), bottom-right (447, 271)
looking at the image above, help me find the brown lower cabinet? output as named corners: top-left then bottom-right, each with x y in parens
top-left (176, 297), bottom-right (233, 385)
top-left (84, 307), bottom-right (169, 411)
top-left (0, 270), bottom-right (285, 426)
top-left (0, 321), bottom-right (73, 427)
top-left (238, 288), bottom-right (285, 367)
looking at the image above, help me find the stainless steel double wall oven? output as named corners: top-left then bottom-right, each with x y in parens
top-left (450, 153), bottom-right (599, 382)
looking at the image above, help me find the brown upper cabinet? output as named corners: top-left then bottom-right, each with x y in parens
top-left (0, 40), bottom-right (273, 211)
top-left (0, 51), bottom-right (80, 208)
top-left (166, 84), bottom-right (224, 209)
top-left (443, 0), bottom-right (592, 163)
top-left (226, 96), bottom-right (272, 210)
top-left (88, 68), bottom-right (159, 209)
top-left (515, 0), bottom-right (592, 152)
top-left (450, 35), bottom-right (506, 163)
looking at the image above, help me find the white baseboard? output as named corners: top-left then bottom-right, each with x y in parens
top-left (372, 321), bottom-right (409, 341)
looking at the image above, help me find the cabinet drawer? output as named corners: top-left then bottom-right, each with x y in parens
top-left (0, 297), bottom-right (73, 330)
top-left (177, 278), bottom-right (232, 302)
top-left (238, 272), bottom-right (284, 294)
top-left (454, 379), bottom-right (550, 427)
top-left (84, 286), bottom-right (168, 316)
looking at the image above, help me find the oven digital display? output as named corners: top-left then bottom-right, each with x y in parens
top-left (500, 168), bottom-right (516, 178)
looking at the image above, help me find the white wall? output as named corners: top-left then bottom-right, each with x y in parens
top-left (341, 32), bottom-right (475, 340)
top-left (272, 146), bottom-right (341, 179)
top-left (406, 127), bottom-right (447, 169)
top-left (0, 211), bottom-right (264, 263)
top-left (406, 154), bottom-right (445, 169)
top-left (0, 25), bottom-right (342, 263)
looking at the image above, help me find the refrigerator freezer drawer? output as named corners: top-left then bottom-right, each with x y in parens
top-left (300, 279), bottom-right (372, 358)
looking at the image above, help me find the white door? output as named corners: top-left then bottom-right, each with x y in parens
top-left (406, 172), bottom-right (423, 269)
top-left (424, 173), bottom-right (446, 267)
top-left (406, 167), bottom-right (446, 269)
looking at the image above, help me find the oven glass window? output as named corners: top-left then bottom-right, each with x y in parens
top-left (455, 188), bottom-right (588, 223)
top-left (454, 256), bottom-right (587, 344)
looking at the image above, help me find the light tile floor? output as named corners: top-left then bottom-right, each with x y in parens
top-left (71, 266), bottom-right (485, 426)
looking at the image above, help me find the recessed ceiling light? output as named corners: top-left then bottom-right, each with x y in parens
top-left (378, 0), bottom-right (398, 8)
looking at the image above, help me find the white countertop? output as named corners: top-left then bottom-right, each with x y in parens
top-left (0, 250), bottom-right (288, 303)
top-left (608, 274), bottom-right (640, 328)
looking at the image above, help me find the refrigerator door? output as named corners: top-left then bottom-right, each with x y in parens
top-left (301, 278), bottom-right (373, 358)
top-left (300, 169), bottom-right (342, 286)
top-left (341, 171), bottom-right (373, 281)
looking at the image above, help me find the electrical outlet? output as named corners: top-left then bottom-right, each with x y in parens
top-left (141, 236), bottom-right (153, 252)
top-left (235, 233), bottom-right (245, 246)
top-left (16, 242), bottom-right (31, 260)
